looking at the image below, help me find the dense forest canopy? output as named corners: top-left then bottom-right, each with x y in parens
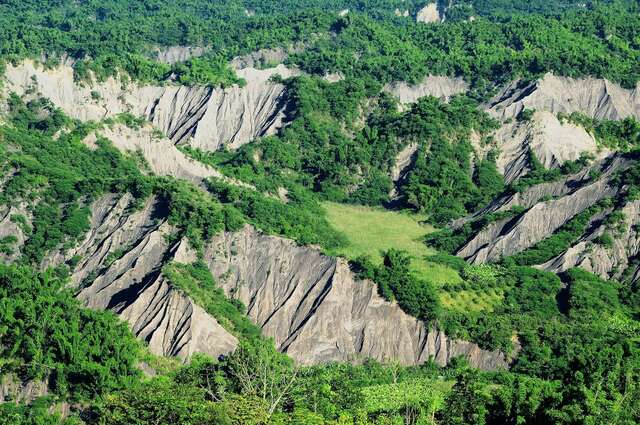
top-left (0, 0), bottom-right (638, 88)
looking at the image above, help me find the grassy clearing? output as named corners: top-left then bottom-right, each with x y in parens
top-left (440, 288), bottom-right (505, 313)
top-left (323, 202), bottom-right (504, 312)
top-left (323, 202), bottom-right (461, 286)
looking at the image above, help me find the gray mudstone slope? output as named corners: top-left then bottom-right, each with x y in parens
top-left (44, 194), bottom-right (239, 360)
top-left (4, 60), bottom-right (296, 152)
top-left (41, 194), bottom-right (506, 369)
top-left (456, 154), bottom-right (635, 264)
top-left (203, 226), bottom-right (506, 369)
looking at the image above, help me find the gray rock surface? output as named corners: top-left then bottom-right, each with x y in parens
top-left (487, 73), bottom-right (640, 121)
top-left (3, 60), bottom-right (295, 152)
top-left (85, 125), bottom-right (226, 185)
top-left (493, 111), bottom-right (608, 183)
top-left (154, 46), bottom-right (208, 64)
top-left (384, 76), bottom-right (468, 104)
top-left (0, 375), bottom-right (48, 404)
top-left (540, 200), bottom-right (640, 280)
top-left (39, 195), bottom-right (505, 369)
top-left (46, 194), bottom-right (238, 360)
top-left (0, 203), bottom-right (30, 263)
top-left (231, 45), bottom-right (304, 70)
top-left (417, 3), bottom-right (442, 23)
top-left (457, 155), bottom-right (632, 263)
top-left (203, 226), bottom-right (507, 369)
top-left (390, 142), bottom-right (419, 199)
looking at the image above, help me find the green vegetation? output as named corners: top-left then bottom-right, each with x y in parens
top-left (353, 250), bottom-right (442, 323)
top-left (206, 178), bottom-right (346, 250)
top-left (4, 1), bottom-right (640, 424)
top-left (1, 95), bottom-right (151, 263)
top-left (323, 202), bottom-right (459, 284)
top-left (426, 206), bottom-right (526, 254)
top-left (0, 264), bottom-right (141, 401)
top-left (509, 149), bottom-right (593, 193)
top-left (162, 261), bottom-right (261, 340)
top-left (290, 2), bottom-right (640, 90)
top-left (560, 112), bottom-right (640, 151)
top-left (212, 87), bottom-right (501, 225)
top-left (506, 200), bottom-right (608, 266)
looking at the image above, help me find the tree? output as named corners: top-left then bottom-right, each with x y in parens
top-left (441, 369), bottom-right (489, 425)
top-left (222, 339), bottom-right (300, 416)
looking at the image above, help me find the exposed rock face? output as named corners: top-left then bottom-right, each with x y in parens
top-left (39, 195), bottom-right (505, 369)
top-left (494, 111), bottom-right (608, 183)
top-left (0, 375), bottom-right (48, 404)
top-left (231, 45), bottom-right (304, 70)
top-left (390, 143), bottom-right (419, 199)
top-left (3, 60), bottom-right (295, 152)
top-left (151, 65), bottom-right (296, 151)
top-left (87, 124), bottom-right (226, 185)
top-left (384, 75), bottom-right (468, 104)
top-left (203, 226), bottom-right (507, 369)
top-left (45, 194), bottom-right (238, 360)
top-left (456, 155), bottom-right (633, 263)
top-left (154, 46), bottom-right (208, 64)
top-left (0, 203), bottom-right (30, 263)
top-left (540, 199), bottom-right (640, 280)
top-left (488, 73), bottom-right (640, 121)
top-left (391, 143), bottom-right (419, 183)
top-left (417, 3), bottom-right (442, 23)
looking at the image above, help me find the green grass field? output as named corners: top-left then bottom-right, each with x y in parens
top-left (323, 202), bottom-right (505, 312)
top-left (323, 202), bottom-right (461, 286)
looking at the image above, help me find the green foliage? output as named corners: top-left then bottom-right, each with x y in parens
top-left (560, 112), bottom-right (640, 151)
top-left (507, 202), bottom-right (605, 266)
top-left (162, 261), bottom-right (261, 339)
top-left (565, 268), bottom-right (622, 320)
top-left (154, 178), bottom-right (228, 250)
top-left (0, 235), bottom-right (18, 255)
top-left (0, 399), bottom-right (66, 425)
top-left (516, 108), bottom-right (535, 122)
top-left (509, 149), bottom-right (592, 193)
top-left (473, 151), bottom-right (505, 205)
top-left (426, 206), bottom-right (525, 254)
top-left (174, 56), bottom-right (246, 88)
top-left (89, 376), bottom-right (232, 425)
top-left (206, 178), bottom-right (346, 249)
top-left (1, 96), bottom-right (151, 263)
top-left (291, 2), bottom-right (640, 89)
top-left (0, 264), bottom-right (141, 400)
top-left (200, 81), bottom-right (499, 223)
top-left (440, 369), bottom-right (489, 425)
top-left (353, 249), bottom-right (441, 323)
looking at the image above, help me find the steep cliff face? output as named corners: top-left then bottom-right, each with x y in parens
top-left (153, 46), bottom-right (208, 64)
top-left (3, 61), bottom-right (295, 152)
top-left (540, 199), bottom-right (640, 281)
top-left (493, 111), bottom-right (607, 183)
top-left (36, 194), bottom-right (505, 369)
top-left (488, 73), bottom-right (640, 121)
top-left (230, 45), bottom-right (304, 70)
top-left (203, 226), bottom-right (507, 369)
top-left (456, 155), bottom-right (633, 264)
top-left (45, 194), bottom-right (238, 360)
top-left (84, 125), bottom-right (226, 186)
top-left (384, 75), bottom-right (468, 104)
